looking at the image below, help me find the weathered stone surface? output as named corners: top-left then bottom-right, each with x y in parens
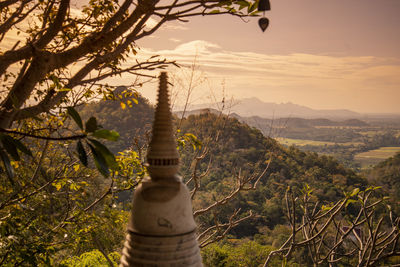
top-left (128, 177), bottom-right (197, 236)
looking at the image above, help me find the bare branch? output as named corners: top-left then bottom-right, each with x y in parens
top-left (264, 188), bottom-right (400, 267)
top-left (0, 127), bottom-right (86, 140)
top-left (0, 0), bottom-right (33, 36)
top-left (193, 165), bottom-right (269, 217)
top-left (198, 210), bottom-right (254, 248)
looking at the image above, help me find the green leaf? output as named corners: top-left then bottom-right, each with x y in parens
top-left (77, 141), bottom-right (88, 167)
top-left (237, 0), bottom-right (249, 10)
top-left (67, 107), bottom-right (83, 129)
top-left (0, 149), bottom-right (15, 182)
top-left (88, 143), bottom-right (109, 177)
top-left (321, 205), bottom-right (332, 211)
top-left (217, 0), bottom-right (231, 7)
top-left (88, 138), bottom-right (117, 169)
top-left (53, 182), bottom-right (62, 191)
top-left (0, 134), bottom-right (20, 161)
top-left (92, 129), bottom-right (119, 141)
top-left (69, 182), bottom-right (80, 191)
top-left (58, 88), bottom-right (72, 92)
top-left (248, 1), bottom-right (258, 13)
top-left (0, 134), bottom-right (32, 159)
top-left (8, 136), bottom-right (32, 156)
top-left (237, 0), bottom-right (249, 6)
top-left (209, 9), bottom-right (220, 14)
top-left (350, 188), bottom-right (360, 197)
top-left (85, 117), bottom-right (98, 133)
top-left (183, 133), bottom-right (202, 150)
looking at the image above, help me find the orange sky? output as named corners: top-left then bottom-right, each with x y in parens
top-left (2, 0), bottom-right (400, 114)
top-left (133, 0), bottom-right (400, 114)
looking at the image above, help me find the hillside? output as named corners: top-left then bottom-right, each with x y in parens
top-left (77, 89), bottom-right (154, 152)
top-left (364, 152), bottom-right (400, 213)
top-left (178, 113), bottom-right (400, 266)
top-left (72, 96), bottom-right (399, 266)
top-left (175, 108), bottom-right (368, 127)
top-left (175, 108), bottom-right (370, 144)
top-left (178, 112), bottom-right (367, 235)
top-left (78, 95), bottom-right (368, 233)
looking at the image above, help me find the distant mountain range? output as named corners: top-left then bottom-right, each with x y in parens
top-left (175, 97), bottom-right (363, 119)
top-left (174, 107), bottom-right (369, 131)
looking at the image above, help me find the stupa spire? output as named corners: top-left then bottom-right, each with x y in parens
top-left (120, 72), bottom-right (203, 267)
top-left (146, 72), bottom-right (180, 180)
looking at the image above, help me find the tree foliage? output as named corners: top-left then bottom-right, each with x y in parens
top-left (0, 0), bottom-right (259, 126)
top-left (0, 1), bottom-right (263, 264)
top-left (0, 0), bottom-right (261, 174)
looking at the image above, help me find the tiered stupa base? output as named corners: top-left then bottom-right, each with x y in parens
top-left (120, 230), bottom-right (202, 266)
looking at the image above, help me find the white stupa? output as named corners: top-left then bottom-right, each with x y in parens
top-left (120, 72), bottom-right (202, 266)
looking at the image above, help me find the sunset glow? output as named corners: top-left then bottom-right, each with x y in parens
top-left (132, 0), bottom-right (400, 114)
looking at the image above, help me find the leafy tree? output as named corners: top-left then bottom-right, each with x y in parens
top-left (61, 250), bottom-right (120, 267)
top-left (77, 88), bottom-right (154, 153)
top-left (0, 0), bottom-right (262, 175)
top-left (0, 0), bottom-right (259, 127)
top-left (202, 240), bottom-right (280, 267)
top-left (365, 152), bottom-right (400, 215)
top-left (0, 1), bottom-right (261, 264)
top-left (175, 112), bottom-right (372, 250)
top-left (0, 134), bottom-right (142, 265)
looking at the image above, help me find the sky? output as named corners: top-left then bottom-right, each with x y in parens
top-left (131, 0), bottom-right (400, 114)
top-left (2, 0), bottom-right (400, 114)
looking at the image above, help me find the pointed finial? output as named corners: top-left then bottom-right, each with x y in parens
top-left (146, 72), bottom-right (180, 180)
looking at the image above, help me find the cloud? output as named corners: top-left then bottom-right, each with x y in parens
top-left (166, 40), bottom-right (221, 56)
top-left (131, 40), bottom-right (400, 113)
top-left (139, 40), bottom-right (397, 85)
top-left (169, 38), bottom-right (182, 43)
top-left (145, 17), bottom-right (158, 29)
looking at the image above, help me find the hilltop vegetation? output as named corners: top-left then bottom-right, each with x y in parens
top-left (74, 96), bottom-right (400, 266)
top-left (179, 112), bottom-right (367, 232)
top-left (176, 108), bottom-right (400, 170)
top-left (364, 152), bottom-right (400, 214)
top-left (2, 94), bottom-right (398, 266)
top-left (176, 111), bottom-right (400, 266)
top-left (79, 98), bottom-right (372, 219)
top-left (77, 88), bottom-right (154, 153)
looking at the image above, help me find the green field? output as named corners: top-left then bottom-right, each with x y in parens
top-left (276, 138), bottom-right (361, 147)
top-left (355, 147), bottom-right (400, 168)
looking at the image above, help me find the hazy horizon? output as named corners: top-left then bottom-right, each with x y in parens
top-left (171, 96), bottom-right (400, 117)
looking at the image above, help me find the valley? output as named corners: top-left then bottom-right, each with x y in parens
top-left (176, 100), bottom-right (400, 171)
top-left (354, 146), bottom-right (400, 168)
top-left (6, 92), bottom-right (398, 266)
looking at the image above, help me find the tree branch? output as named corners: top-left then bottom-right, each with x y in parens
top-left (0, 128), bottom-right (86, 141)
